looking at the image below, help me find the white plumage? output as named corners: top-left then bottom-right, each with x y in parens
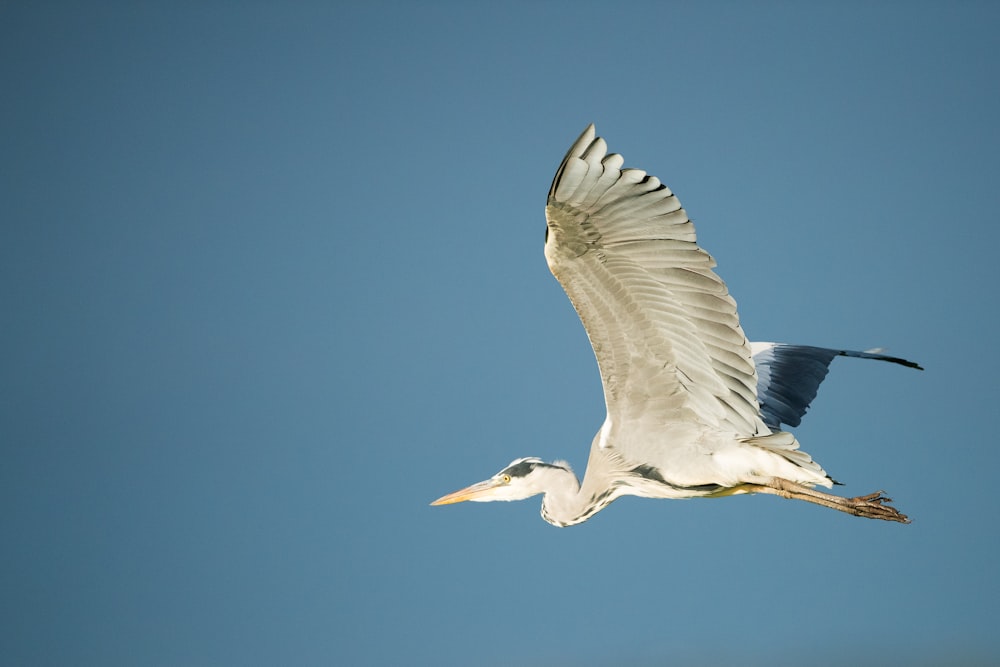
top-left (432, 125), bottom-right (920, 526)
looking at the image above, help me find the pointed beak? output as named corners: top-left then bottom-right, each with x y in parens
top-left (430, 479), bottom-right (500, 506)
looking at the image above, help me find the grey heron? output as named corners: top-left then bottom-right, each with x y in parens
top-left (432, 125), bottom-right (921, 526)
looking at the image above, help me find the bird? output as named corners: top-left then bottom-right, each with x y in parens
top-left (431, 125), bottom-right (921, 527)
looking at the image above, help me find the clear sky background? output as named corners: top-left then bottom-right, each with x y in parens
top-left (3, 2), bottom-right (999, 666)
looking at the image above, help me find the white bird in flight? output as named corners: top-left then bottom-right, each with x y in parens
top-left (432, 125), bottom-right (921, 526)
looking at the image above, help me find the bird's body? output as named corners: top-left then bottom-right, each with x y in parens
top-left (432, 125), bottom-right (920, 526)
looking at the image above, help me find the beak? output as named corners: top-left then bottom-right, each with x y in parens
top-left (430, 479), bottom-right (500, 506)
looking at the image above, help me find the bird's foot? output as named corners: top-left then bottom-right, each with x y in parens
top-left (846, 490), bottom-right (910, 524)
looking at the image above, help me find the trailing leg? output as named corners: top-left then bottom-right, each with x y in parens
top-left (743, 477), bottom-right (910, 523)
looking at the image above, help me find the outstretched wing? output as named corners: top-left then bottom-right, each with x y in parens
top-left (751, 342), bottom-right (924, 430)
top-left (544, 124), bottom-right (765, 437)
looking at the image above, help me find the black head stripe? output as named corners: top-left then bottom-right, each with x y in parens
top-left (502, 460), bottom-right (538, 478)
top-left (501, 458), bottom-right (570, 479)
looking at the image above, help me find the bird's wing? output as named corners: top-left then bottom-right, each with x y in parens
top-left (751, 342), bottom-right (924, 430)
top-left (544, 124), bottom-right (764, 437)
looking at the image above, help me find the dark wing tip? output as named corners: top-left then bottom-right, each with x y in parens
top-left (838, 349), bottom-right (924, 371)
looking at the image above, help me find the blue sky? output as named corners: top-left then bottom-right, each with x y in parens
top-left (3, 2), bottom-right (999, 665)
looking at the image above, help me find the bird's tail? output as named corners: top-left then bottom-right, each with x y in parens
top-left (741, 431), bottom-right (834, 488)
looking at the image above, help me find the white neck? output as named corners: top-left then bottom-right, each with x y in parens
top-left (537, 465), bottom-right (605, 527)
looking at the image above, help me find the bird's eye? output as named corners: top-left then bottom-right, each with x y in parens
top-left (502, 474), bottom-right (511, 484)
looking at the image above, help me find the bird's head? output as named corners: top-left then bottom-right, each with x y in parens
top-left (430, 457), bottom-right (574, 505)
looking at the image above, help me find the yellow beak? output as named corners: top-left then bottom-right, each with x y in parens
top-left (430, 479), bottom-right (499, 506)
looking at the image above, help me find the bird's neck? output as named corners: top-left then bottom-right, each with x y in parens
top-left (539, 445), bottom-right (630, 527)
top-left (538, 465), bottom-right (602, 527)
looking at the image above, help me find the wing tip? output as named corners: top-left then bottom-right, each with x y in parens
top-left (844, 348), bottom-right (924, 371)
top-left (548, 123), bottom-right (601, 200)
top-left (568, 123), bottom-right (597, 158)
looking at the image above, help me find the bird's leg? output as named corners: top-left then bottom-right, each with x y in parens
top-left (744, 478), bottom-right (911, 524)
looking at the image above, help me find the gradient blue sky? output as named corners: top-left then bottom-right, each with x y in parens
top-left (3, 2), bottom-right (999, 666)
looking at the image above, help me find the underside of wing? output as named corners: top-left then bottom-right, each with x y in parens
top-left (544, 125), bottom-right (764, 437)
top-left (751, 342), bottom-right (924, 430)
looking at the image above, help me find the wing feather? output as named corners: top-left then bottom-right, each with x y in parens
top-left (545, 125), bottom-right (764, 437)
top-left (751, 342), bottom-right (923, 430)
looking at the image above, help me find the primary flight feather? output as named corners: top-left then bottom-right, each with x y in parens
top-left (432, 125), bottom-right (921, 526)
